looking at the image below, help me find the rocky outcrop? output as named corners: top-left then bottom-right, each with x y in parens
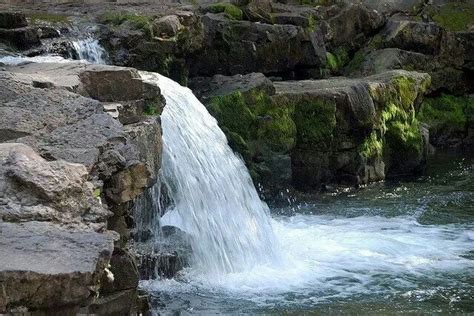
top-left (0, 143), bottom-right (115, 312)
top-left (0, 62), bottom-right (164, 313)
top-left (195, 70), bottom-right (430, 192)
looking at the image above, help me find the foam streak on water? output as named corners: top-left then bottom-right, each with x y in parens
top-left (140, 72), bottom-right (279, 275)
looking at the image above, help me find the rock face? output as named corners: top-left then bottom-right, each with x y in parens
top-left (195, 70), bottom-right (430, 192)
top-left (189, 13), bottom-right (326, 77)
top-left (0, 62), bottom-right (164, 313)
top-left (274, 70), bottom-right (431, 189)
top-left (0, 143), bottom-right (115, 312)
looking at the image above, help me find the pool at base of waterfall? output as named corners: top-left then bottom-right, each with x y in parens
top-left (142, 153), bottom-right (474, 314)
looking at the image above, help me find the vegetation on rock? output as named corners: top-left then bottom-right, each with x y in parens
top-left (428, 2), bottom-right (474, 32)
top-left (208, 3), bottom-right (243, 20)
top-left (27, 12), bottom-right (69, 24)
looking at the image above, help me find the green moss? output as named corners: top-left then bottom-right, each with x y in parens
top-left (307, 15), bottom-right (316, 31)
top-left (359, 131), bottom-right (383, 159)
top-left (326, 52), bottom-right (338, 72)
top-left (345, 49), bottom-right (365, 74)
top-left (326, 48), bottom-right (349, 73)
top-left (418, 94), bottom-right (473, 131)
top-left (209, 91), bottom-right (256, 140)
top-left (292, 98), bottom-right (336, 150)
top-left (100, 12), bottom-right (153, 37)
top-left (144, 99), bottom-right (160, 116)
top-left (209, 3), bottom-right (243, 20)
top-left (93, 188), bottom-right (101, 199)
top-left (27, 13), bottom-right (69, 24)
top-left (430, 3), bottom-right (474, 32)
top-left (209, 91), bottom-right (296, 153)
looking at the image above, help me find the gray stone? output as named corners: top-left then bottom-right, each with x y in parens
top-left (0, 221), bottom-right (115, 312)
top-left (153, 15), bottom-right (183, 37)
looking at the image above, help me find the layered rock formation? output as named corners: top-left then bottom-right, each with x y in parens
top-left (192, 70), bottom-right (431, 192)
top-left (0, 61), bottom-right (164, 312)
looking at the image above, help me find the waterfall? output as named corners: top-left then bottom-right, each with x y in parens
top-left (139, 72), bottom-right (280, 275)
top-left (71, 37), bottom-right (107, 64)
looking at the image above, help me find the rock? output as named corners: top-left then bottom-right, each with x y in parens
top-left (0, 143), bottom-right (109, 226)
top-left (1, 61), bottom-right (164, 252)
top-left (382, 18), bottom-right (443, 55)
top-left (132, 226), bottom-right (191, 279)
top-left (153, 15), bottom-right (183, 37)
top-left (271, 12), bottom-right (310, 27)
top-left (0, 221), bottom-right (115, 312)
top-left (100, 249), bottom-right (139, 294)
top-left (36, 25), bottom-right (60, 39)
top-left (189, 13), bottom-right (326, 77)
top-left (244, 0), bottom-right (273, 23)
top-left (190, 72), bottom-right (275, 102)
top-left (79, 66), bottom-right (147, 102)
top-left (0, 142), bottom-right (115, 312)
top-left (0, 27), bottom-right (41, 49)
top-left (325, 4), bottom-right (384, 53)
top-left (83, 289), bottom-right (139, 315)
top-left (0, 12), bottom-right (27, 29)
top-left (340, 0), bottom-right (425, 14)
top-left (272, 70), bottom-right (430, 189)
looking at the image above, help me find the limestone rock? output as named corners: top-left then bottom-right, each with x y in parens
top-left (0, 221), bottom-right (114, 312)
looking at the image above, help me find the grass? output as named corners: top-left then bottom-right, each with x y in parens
top-left (208, 3), bottom-right (243, 20)
top-left (27, 13), bottom-right (69, 24)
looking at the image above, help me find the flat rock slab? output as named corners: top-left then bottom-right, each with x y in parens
top-left (0, 221), bottom-right (114, 310)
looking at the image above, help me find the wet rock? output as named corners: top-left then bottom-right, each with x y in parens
top-left (0, 12), bottom-right (27, 29)
top-left (36, 26), bottom-right (60, 39)
top-left (271, 70), bottom-right (431, 189)
top-left (0, 27), bottom-right (41, 49)
top-left (100, 249), bottom-right (139, 294)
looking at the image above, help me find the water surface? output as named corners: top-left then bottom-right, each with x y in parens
top-left (143, 154), bottom-right (473, 314)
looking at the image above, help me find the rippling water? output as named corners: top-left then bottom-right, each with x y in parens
top-left (143, 154), bottom-right (474, 314)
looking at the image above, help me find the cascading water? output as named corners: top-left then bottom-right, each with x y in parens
top-left (71, 37), bottom-right (107, 64)
top-left (140, 72), bottom-right (280, 275)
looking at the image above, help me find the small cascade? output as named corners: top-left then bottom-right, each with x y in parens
top-left (140, 72), bottom-right (280, 276)
top-left (71, 37), bottom-right (107, 64)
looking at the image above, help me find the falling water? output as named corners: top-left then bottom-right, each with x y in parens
top-left (71, 37), bottom-right (107, 64)
top-left (139, 72), bottom-right (280, 275)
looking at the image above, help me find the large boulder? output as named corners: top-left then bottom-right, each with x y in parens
top-left (197, 70), bottom-right (431, 192)
top-left (381, 18), bottom-right (443, 55)
top-left (273, 70), bottom-right (431, 189)
top-left (0, 143), bottom-right (115, 312)
top-left (188, 13), bottom-right (326, 78)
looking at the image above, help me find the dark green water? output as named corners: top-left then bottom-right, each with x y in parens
top-left (144, 153), bottom-right (473, 314)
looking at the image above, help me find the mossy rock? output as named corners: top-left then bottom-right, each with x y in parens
top-left (292, 97), bottom-right (337, 151)
top-left (208, 3), bottom-right (243, 20)
top-left (99, 12), bottom-right (154, 38)
top-left (27, 13), bottom-right (70, 24)
top-left (418, 93), bottom-right (473, 148)
top-left (427, 3), bottom-right (474, 32)
top-left (209, 90), bottom-right (296, 153)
